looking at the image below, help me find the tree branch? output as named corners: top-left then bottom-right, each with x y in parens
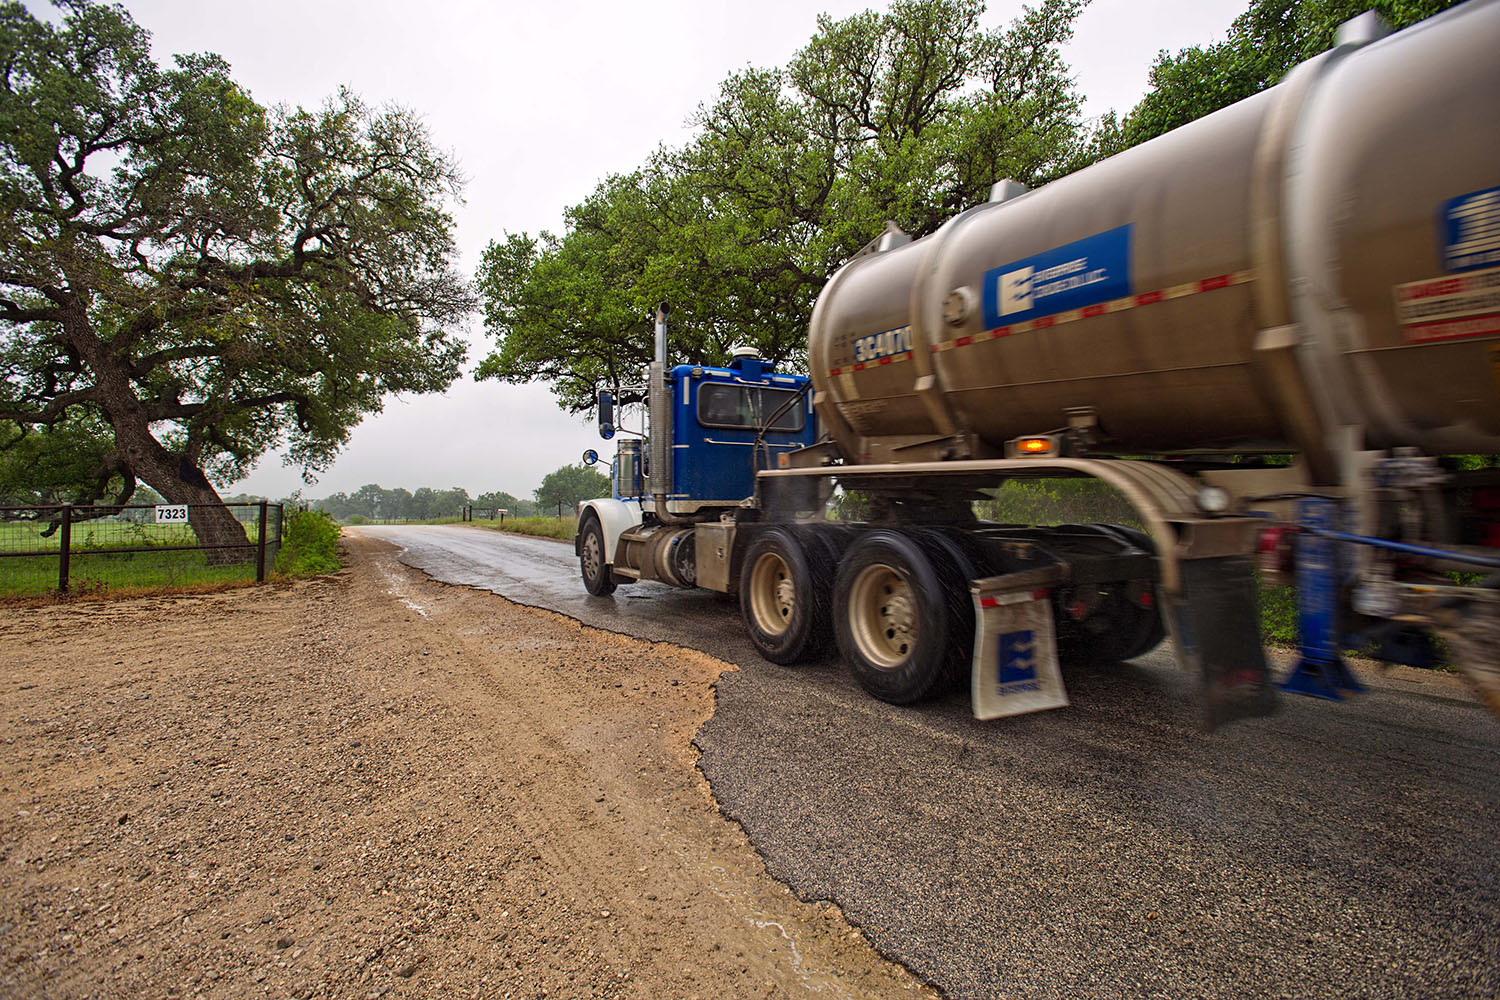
top-left (144, 391), bottom-right (301, 423)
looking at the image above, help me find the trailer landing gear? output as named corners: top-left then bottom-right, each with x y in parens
top-left (1278, 497), bottom-right (1364, 702)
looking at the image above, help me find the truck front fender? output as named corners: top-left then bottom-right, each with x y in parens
top-left (577, 499), bottom-right (643, 566)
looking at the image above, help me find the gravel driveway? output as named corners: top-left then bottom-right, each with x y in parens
top-left (0, 535), bottom-right (932, 999)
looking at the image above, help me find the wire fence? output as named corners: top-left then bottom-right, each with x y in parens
top-left (0, 502), bottom-right (283, 598)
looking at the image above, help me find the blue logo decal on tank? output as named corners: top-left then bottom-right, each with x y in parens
top-left (1443, 187), bottom-right (1500, 273)
top-left (981, 225), bottom-right (1132, 329)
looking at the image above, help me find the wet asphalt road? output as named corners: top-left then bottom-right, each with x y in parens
top-left (357, 524), bottom-right (1500, 1000)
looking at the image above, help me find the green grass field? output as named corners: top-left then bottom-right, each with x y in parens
top-left (0, 518), bottom-right (267, 598)
top-left (0, 520), bottom-right (207, 553)
top-left (0, 508), bottom-right (345, 600)
top-left (0, 548), bottom-right (258, 597)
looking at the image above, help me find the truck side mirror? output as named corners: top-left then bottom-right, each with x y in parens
top-left (582, 449), bottom-right (599, 466)
top-left (598, 390), bottom-right (615, 440)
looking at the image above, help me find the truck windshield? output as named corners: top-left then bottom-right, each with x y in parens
top-left (697, 384), bottom-right (805, 432)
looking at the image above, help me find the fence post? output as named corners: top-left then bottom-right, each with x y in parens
top-left (58, 503), bottom-right (72, 595)
top-left (256, 500), bottom-right (268, 583)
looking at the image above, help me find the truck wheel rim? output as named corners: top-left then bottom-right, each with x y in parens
top-left (749, 551), bottom-right (794, 636)
top-left (582, 529), bottom-right (603, 581)
top-left (849, 563), bottom-right (915, 669)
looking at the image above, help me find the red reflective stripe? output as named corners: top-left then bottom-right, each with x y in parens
top-left (829, 367), bottom-right (843, 376)
top-left (979, 591), bottom-right (1049, 608)
top-left (852, 270), bottom-right (1250, 380)
top-left (853, 362), bottom-right (866, 371)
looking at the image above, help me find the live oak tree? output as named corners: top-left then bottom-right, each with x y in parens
top-left (534, 463), bottom-right (610, 516)
top-left (475, 0), bottom-right (1471, 420)
top-left (0, 1), bottom-right (472, 556)
top-left (0, 413), bottom-right (118, 506)
top-left (477, 0), bottom-right (1091, 415)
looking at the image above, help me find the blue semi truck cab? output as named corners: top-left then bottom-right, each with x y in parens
top-left (577, 330), bottom-right (818, 595)
top-left (614, 355), bottom-right (817, 508)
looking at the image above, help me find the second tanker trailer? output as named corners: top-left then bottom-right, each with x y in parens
top-left (578, 1), bottom-right (1500, 726)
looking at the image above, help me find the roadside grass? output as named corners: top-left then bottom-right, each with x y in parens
top-left (0, 520), bottom-right (257, 598)
top-left (1258, 580), bottom-right (1299, 647)
top-left (471, 516), bottom-right (577, 541)
top-left (0, 520), bottom-right (201, 552)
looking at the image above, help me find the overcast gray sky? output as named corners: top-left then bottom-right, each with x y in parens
top-left (112, 0), bottom-right (1250, 502)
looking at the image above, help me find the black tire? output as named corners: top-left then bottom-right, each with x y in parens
top-left (908, 528), bottom-right (981, 692)
top-left (578, 512), bottom-right (616, 597)
top-left (739, 527), bottom-right (830, 664)
top-left (1105, 525), bottom-right (1167, 659)
top-left (1053, 523), bottom-right (1165, 663)
top-left (834, 530), bottom-right (952, 704)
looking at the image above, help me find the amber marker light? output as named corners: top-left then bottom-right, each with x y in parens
top-left (1016, 437), bottom-right (1054, 455)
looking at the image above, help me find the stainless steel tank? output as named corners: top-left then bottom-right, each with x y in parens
top-left (807, 0), bottom-right (1500, 464)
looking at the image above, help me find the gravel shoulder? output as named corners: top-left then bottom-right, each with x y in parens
top-left (0, 534), bottom-right (935, 999)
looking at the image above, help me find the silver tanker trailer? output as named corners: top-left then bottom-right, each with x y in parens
top-left (578, 0), bottom-right (1500, 726)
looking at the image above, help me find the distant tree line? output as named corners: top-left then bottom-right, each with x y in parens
top-left (310, 463), bottom-right (610, 522)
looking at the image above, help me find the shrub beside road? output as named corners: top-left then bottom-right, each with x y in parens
top-left (273, 510), bottom-right (343, 577)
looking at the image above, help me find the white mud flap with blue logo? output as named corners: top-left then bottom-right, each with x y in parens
top-left (971, 590), bottom-right (1067, 720)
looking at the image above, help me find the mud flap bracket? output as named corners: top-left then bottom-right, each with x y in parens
top-left (1166, 555), bottom-right (1277, 729)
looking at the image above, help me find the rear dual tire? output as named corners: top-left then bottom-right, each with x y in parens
top-left (1053, 524), bottom-right (1165, 663)
top-left (833, 530), bottom-right (955, 705)
top-left (739, 528), bottom-right (834, 664)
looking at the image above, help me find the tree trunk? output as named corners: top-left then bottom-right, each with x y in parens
top-left (93, 394), bottom-right (249, 566)
top-left (69, 303), bottom-right (251, 566)
top-left (119, 425), bottom-right (251, 566)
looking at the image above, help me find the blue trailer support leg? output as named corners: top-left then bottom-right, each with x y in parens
top-left (1279, 497), bottom-right (1366, 701)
